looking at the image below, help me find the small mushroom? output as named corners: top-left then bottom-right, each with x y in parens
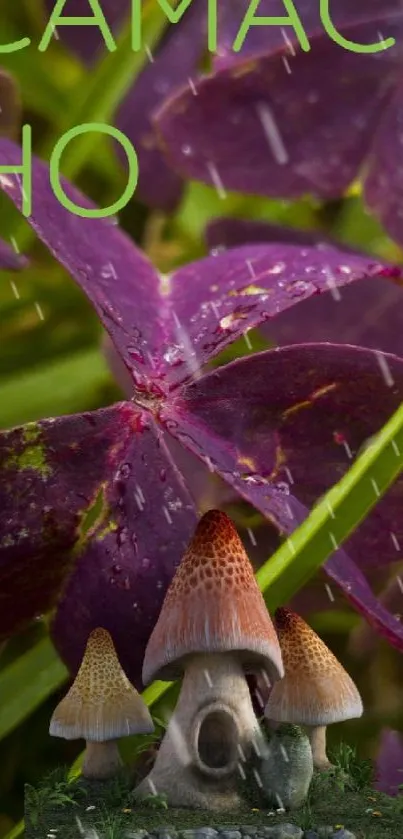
top-left (50, 627), bottom-right (154, 779)
top-left (265, 607), bottom-right (363, 771)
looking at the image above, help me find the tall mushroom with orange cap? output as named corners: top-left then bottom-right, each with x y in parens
top-left (50, 627), bottom-right (154, 779)
top-left (135, 509), bottom-right (283, 810)
top-left (265, 608), bottom-right (363, 771)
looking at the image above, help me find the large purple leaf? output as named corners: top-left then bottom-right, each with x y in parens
top-left (375, 729), bottom-right (403, 795)
top-left (164, 242), bottom-right (401, 387)
top-left (0, 140), bottom-right (165, 387)
top-left (44, 0), bottom-right (129, 63)
top-left (155, 18), bottom-right (403, 200)
top-left (365, 80), bottom-right (403, 250)
top-left (205, 218), bottom-right (403, 356)
top-left (164, 343), bottom-right (403, 570)
top-left (0, 402), bottom-right (137, 640)
top-left (51, 414), bottom-right (197, 688)
top-left (116, 1), bottom-right (206, 210)
top-left (216, 0), bottom-right (402, 67)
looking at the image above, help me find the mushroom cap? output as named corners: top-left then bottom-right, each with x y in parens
top-left (265, 608), bottom-right (363, 726)
top-left (142, 509), bottom-right (283, 684)
top-left (50, 628), bottom-right (154, 741)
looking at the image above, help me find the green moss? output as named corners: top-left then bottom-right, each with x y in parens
top-left (26, 761), bottom-right (403, 839)
top-left (5, 425), bottom-right (51, 478)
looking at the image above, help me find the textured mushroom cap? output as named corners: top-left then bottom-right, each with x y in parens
top-left (265, 608), bottom-right (363, 726)
top-left (142, 509), bottom-right (283, 684)
top-left (50, 628), bottom-right (154, 741)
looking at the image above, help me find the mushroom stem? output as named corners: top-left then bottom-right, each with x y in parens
top-left (306, 725), bottom-right (333, 771)
top-left (135, 652), bottom-right (266, 809)
top-left (82, 740), bottom-right (123, 779)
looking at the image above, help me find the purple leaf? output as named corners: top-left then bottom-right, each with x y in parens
top-left (155, 18), bottom-right (403, 200)
top-left (0, 237), bottom-right (27, 271)
top-left (44, 0), bottom-right (128, 64)
top-left (205, 217), bottom-right (403, 355)
top-left (50, 414), bottom-right (197, 687)
top-left (365, 80), bottom-right (403, 250)
top-left (375, 729), bottom-right (403, 795)
top-left (215, 0), bottom-right (401, 67)
top-left (0, 139), bottom-right (165, 387)
top-left (0, 403), bottom-right (137, 640)
top-left (165, 242), bottom-right (400, 386)
top-left (163, 343), bottom-right (403, 570)
top-left (115, 1), bottom-right (206, 210)
top-left (0, 69), bottom-right (21, 140)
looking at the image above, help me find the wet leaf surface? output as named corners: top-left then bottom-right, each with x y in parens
top-left (0, 238), bottom-right (26, 271)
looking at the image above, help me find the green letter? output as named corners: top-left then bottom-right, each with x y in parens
top-left (320, 0), bottom-right (395, 53)
top-left (234, 0), bottom-right (309, 53)
top-left (39, 0), bottom-right (116, 52)
top-left (132, 0), bottom-right (217, 52)
top-left (50, 124), bottom-right (138, 218)
top-left (0, 34), bottom-right (30, 53)
top-left (0, 124), bottom-right (32, 217)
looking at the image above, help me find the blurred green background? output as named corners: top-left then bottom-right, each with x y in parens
top-left (1, 2), bottom-right (403, 836)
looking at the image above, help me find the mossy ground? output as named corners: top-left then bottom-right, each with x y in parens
top-left (25, 747), bottom-right (403, 839)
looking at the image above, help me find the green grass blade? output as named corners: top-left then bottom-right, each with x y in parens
top-left (257, 401), bottom-right (403, 607)
top-left (3, 819), bottom-right (24, 839)
top-left (0, 637), bottom-right (68, 741)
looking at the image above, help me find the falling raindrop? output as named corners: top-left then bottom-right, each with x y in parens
top-left (255, 102), bottom-right (289, 164)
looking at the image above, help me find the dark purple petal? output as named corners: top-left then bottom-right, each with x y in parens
top-left (365, 80), bottom-right (403, 248)
top-left (0, 139), bottom-right (166, 387)
top-left (0, 237), bottom-right (27, 271)
top-left (0, 69), bottom-right (21, 140)
top-left (44, 0), bottom-right (128, 64)
top-left (375, 729), bottom-right (403, 795)
top-left (116, 2), bottom-right (206, 210)
top-left (205, 217), bottom-right (368, 253)
top-left (163, 242), bottom-right (401, 386)
top-left (51, 415), bottom-right (197, 688)
top-left (205, 218), bottom-right (403, 355)
top-left (164, 343), bottom-right (403, 570)
top-left (155, 19), bottom-right (403, 200)
top-left (216, 0), bottom-right (402, 67)
top-left (0, 403), bottom-right (135, 640)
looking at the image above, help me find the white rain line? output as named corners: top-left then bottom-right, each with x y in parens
top-left (377, 31), bottom-right (389, 50)
top-left (35, 301), bottom-right (45, 320)
top-left (284, 466), bottom-right (294, 484)
top-left (246, 258), bottom-right (256, 278)
top-left (253, 768), bottom-right (263, 788)
top-left (244, 329), bottom-right (252, 350)
top-left (326, 499), bottom-right (335, 519)
top-left (329, 532), bottom-right (338, 550)
top-left (247, 527), bottom-right (257, 546)
top-left (148, 778), bottom-right (158, 795)
top-left (237, 743), bottom-right (246, 761)
top-left (287, 537), bottom-right (296, 555)
top-left (207, 161), bottom-right (227, 199)
top-left (10, 279), bottom-right (19, 299)
top-left (396, 574), bottom-right (403, 593)
top-left (238, 761), bottom-right (246, 779)
top-left (52, 25), bottom-right (60, 40)
top-left (173, 310), bottom-right (201, 379)
top-left (203, 668), bottom-right (213, 687)
top-left (163, 505), bottom-right (173, 525)
top-left (391, 532), bottom-right (401, 551)
top-left (210, 300), bottom-right (220, 319)
top-left (343, 440), bottom-right (353, 459)
top-left (256, 102), bottom-right (289, 165)
top-left (145, 44), bottom-right (154, 62)
top-left (371, 477), bottom-right (380, 498)
top-left (324, 265), bottom-right (342, 301)
top-left (279, 743), bottom-right (290, 762)
top-left (325, 583), bottom-right (335, 602)
top-left (375, 350), bottom-right (395, 387)
top-left (392, 439), bottom-right (401, 457)
top-left (10, 236), bottom-right (19, 253)
top-left (282, 55), bottom-right (292, 74)
top-left (188, 77), bottom-right (198, 96)
top-left (281, 27), bottom-right (296, 55)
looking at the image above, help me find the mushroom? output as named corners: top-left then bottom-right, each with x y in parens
top-left (265, 607), bottom-right (363, 771)
top-left (50, 627), bottom-right (154, 779)
top-left (135, 509), bottom-right (283, 809)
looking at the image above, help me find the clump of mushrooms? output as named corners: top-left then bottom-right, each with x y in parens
top-left (265, 608), bottom-right (363, 771)
top-left (50, 627), bottom-right (154, 779)
top-left (135, 509), bottom-right (284, 810)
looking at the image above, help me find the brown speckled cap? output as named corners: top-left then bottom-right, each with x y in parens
top-left (265, 608), bottom-right (363, 725)
top-left (142, 509), bottom-right (284, 684)
top-left (50, 628), bottom-right (154, 741)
